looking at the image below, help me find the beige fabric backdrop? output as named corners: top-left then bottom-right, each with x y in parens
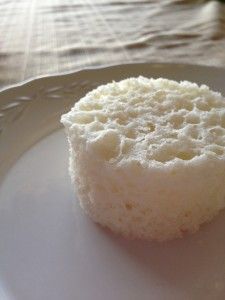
top-left (0, 0), bottom-right (225, 90)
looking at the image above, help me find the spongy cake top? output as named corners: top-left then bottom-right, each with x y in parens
top-left (61, 77), bottom-right (225, 165)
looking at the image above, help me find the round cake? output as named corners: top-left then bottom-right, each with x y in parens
top-left (61, 77), bottom-right (225, 241)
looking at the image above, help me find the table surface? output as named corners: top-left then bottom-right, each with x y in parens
top-left (0, 0), bottom-right (225, 90)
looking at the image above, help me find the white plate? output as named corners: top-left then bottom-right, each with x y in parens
top-left (0, 63), bottom-right (225, 300)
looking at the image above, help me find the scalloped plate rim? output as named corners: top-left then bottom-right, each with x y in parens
top-left (1, 62), bottom-right (225, 94)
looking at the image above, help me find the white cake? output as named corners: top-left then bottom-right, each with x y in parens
top-left (61, 77), bottom-right (225, 241)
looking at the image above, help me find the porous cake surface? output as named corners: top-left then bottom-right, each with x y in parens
top-left (61, 77), bottom-right (225, 241)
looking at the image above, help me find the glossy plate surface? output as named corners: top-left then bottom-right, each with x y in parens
top-left (0, 63), bottom-right (225, 300)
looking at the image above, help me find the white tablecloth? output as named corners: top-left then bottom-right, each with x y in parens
top-left (1, 0), bottom-right (225, 89)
